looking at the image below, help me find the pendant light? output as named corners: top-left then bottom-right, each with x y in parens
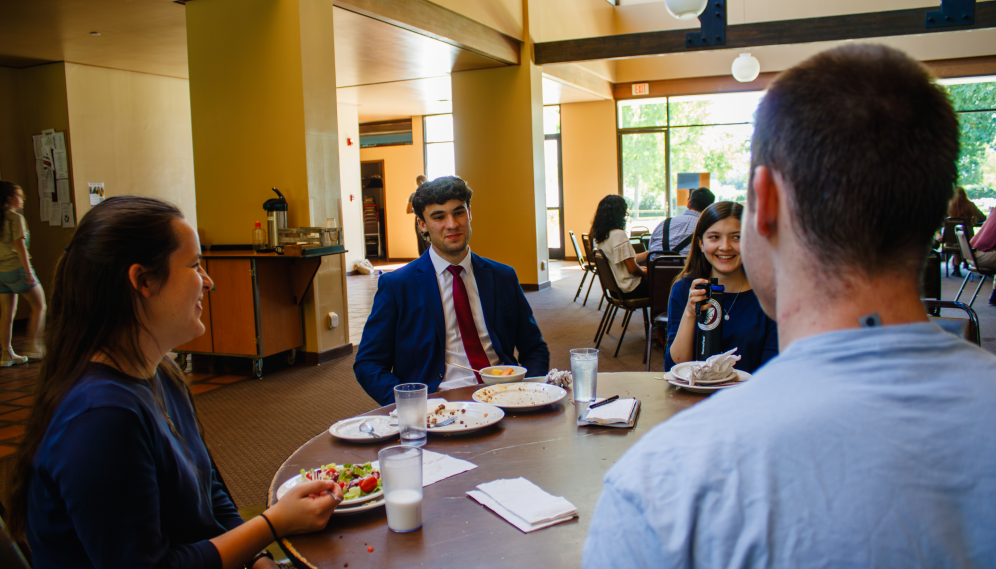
top-left (664, 0), bottom-right (708, 20)
top-left (732, 53), bottom-right (761, 82)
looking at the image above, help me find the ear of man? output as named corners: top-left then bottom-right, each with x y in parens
top-left (750, 166), bottom-right (780, 240)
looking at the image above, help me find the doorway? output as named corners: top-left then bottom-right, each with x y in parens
top-left (360, 160), bottom-right (386, 259)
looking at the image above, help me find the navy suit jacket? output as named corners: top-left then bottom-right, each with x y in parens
top-left (353, 252), bottom-right (550, 405)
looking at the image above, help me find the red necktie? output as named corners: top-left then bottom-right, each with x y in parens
top-left (447, 265), bottom-right (490, 384)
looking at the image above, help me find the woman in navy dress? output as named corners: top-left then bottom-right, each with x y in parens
top-left (7, 197), bottom-right (343, 569)
top-left (665, 201), bottom-right (778, 373)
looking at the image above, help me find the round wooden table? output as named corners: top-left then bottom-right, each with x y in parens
top-left (267, 373), bottom-right (708, 568)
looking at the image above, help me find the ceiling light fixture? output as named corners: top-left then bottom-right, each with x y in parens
top-left (732, 53), bottom-right (760, 82)
top-left (664, 0), bottom-right (708, 20)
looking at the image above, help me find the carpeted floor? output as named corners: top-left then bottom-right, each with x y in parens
top-left (199, 268), bottom-right (995, 508)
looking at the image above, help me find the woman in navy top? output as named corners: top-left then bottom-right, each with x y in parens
top-left (7, 197), bottom-right (343, 569)
top-left (665, 201), bottom-right (778, 373)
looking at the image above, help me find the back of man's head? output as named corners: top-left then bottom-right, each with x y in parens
top-left (750, 44), bottom-right (959, 278)
top-left (688, 188), bottom-right (716, 212)
top-left (412, 176), bottom-right (473, 221)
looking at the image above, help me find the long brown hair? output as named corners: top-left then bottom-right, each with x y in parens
top-left (948, 187), bottom-right (979, 224)
top-left (672, 201), bottom-right (743, 287)
top-left (0, 180), bottom-right (22, 243)
top-left (7, 196), bottom-right (192, 541)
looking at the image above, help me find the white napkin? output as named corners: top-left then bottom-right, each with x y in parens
top-left (389, 398), bottom-right (448, 425)
top-left (584, 398), bottom-right (637, 424)
top-left (689, 348), bottom-right (741, 384)
top-left (468, 478), bottom-right (577, 532)
top-left (421, 450), bottom-right (477, 487)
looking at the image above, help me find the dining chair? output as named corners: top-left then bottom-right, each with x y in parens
top-left (630, 237), bottom-right (647, 254)
top-left (922, 299), bottom-right (981, 346)
top-left (941, 217), bottom-right (970, 277)
top-left (592, 250), bottom-right (651, 359)
top-left (645, 255), bottom-right (686, 370)
top-left (568, 231), bottom-right (594, 303)
top-left (581, 233), bottom-right (602, 308)
top-left (629, 226), bottom-right (649, 237)
top-left (920, 250), bottom-right (942, 316)
top-left (954, 227), bottom-right (996, 307)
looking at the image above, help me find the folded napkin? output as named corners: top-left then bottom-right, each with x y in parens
top-left (421, 450), bottom-right (477, 487)
top-left (689, 348), bottom-right (741, 384)
top-left (468, 478), bottom-right (577, 532)
top-left (584, 398), bottom-right (637, 424)
top-left (389, 398), bottom-right (448, 425)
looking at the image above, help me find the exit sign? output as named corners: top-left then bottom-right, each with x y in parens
top-left (632, 83), bottom-right (650, 96)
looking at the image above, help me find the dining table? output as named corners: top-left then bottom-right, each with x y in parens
top-left (267, 372), bottom-right (712, 568)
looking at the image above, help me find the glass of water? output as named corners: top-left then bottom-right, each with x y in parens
top-left (394, 383), bottom-right (427, 447)
top-left (570, 348), bottom-right (598, 415)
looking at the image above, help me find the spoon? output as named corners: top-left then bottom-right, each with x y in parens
top-left (358, 421), bottom-right (378, 438)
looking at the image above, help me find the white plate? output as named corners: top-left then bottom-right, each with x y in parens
top-left (472, 382), bottom-right (568, 411)
top-left (426, 401), bottom-right (504, 434)
top-left (276, 461), bottom-right (382, 506)
top-left (666, 369), bottom-right (752, 393)
top-left (670, 361), bottom-right (739, 385)
top-left (329, 415), bottom-right (398, 442)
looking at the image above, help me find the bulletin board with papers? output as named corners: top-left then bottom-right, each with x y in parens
top-left (32, 128), bottom-right (75, 228)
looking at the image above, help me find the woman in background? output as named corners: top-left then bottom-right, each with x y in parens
top-left (947, 186), bottom-right (987, 276)
top-left (591, 194), bottom-right (649, 299)
top-left (665, 201), bottom-right (778, 373)
top-left (7, 196), bottom-right (342, 568)
top-left (0, 181), bottom-right (46, 365)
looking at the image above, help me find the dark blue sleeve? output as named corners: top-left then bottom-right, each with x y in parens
top-left (211, 469), bottom-right (244, 532)
top-left (50, 408), bottom-right (222, 569)
top-left (664, 279), bottom-right (690, 371)
top-left (353, 276), bottom-right (404, 406)
top-left (510, 272), bottom-right (549, 377)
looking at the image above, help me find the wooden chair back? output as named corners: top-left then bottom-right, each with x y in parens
top-left (569, 231), bottom-right (586, 269)
top-left (581, 233), bottom-right (596, 270)
top-left (956, 227), bottom-right (981, 271)
top-left (630, 226), bottom-right (649, 237)
top-left (592, 250), bottom-right (624, 301)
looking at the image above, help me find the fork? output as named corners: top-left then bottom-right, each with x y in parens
top-left (429, 415), bottom-right (459, 428)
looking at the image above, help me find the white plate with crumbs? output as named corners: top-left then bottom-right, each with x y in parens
top-left (426, 401), bottom-right (504, 434)
top-left (472, 382), bottom-right (568, 411)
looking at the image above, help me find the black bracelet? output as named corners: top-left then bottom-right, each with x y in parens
top-left (259, 513), bottom-right (280, 542)
top-left (246, 549), bottom-right (274, 569)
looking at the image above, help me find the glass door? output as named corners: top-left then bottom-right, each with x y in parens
top-left (544, 107), bottom-right (565, 259)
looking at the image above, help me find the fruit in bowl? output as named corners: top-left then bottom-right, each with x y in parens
top-left (479, 365), bottom-right (527, 385)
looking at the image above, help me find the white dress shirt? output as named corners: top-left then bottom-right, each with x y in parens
top-left (428, 246), bottom-right (500, 390)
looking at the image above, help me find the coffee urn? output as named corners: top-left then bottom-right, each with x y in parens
top-left (263, 188), bottom-right (288, 250)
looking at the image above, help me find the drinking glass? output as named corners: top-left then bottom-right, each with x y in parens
top-left (378, 446), bottom-right (423, 533)
top-left (570, 348), bottom-right (598, 415)
top-left (394, 383), bottom-right (427, 447)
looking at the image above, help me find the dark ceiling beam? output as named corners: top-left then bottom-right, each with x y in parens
top-left (332, 0), bottom-right (520, 65)
top-left (535, 2), bottom-right (996, 65)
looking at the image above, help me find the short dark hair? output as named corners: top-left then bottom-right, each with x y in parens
top-left (749, 44), bottom-right (959, 277)
top-left (412, 176), bottom-right (473, 221)
top-left (687, 187), bottom-right (715, 212)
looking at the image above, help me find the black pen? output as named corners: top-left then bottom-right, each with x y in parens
top-left (588, 395), bottom-right (619, 409)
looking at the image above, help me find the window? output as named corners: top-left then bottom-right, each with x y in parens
top-left (544, 106), bottom-right (564, 256)
top-left (941, 77), bottom-right (996, 213)
top-left (424, 114), bottom-right (455, 181)
top-left (618, 91), bottom-right (763, 230)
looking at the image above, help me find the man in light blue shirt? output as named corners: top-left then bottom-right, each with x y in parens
top-left (647, 188), bottom-right (715, 258)
top-left (584, 44), bottom-right (996, 568)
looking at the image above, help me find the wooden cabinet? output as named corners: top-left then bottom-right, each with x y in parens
top-left (174, 252), bottom-right (325, 377)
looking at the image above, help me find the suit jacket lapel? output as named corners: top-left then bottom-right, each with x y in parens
top-left (472, 254), bottom-right (504, 360)
top-left (416, 254), bottom-right (446, 348)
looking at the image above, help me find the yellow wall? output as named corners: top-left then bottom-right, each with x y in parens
top-left (561, 99), bottom-right (618, 258)
top-left (359, 116), bottom-right (425, 261)
top-left (65, 63), bottom-right (197, 228)
top-left (429, 0), bottom-right (524, 40)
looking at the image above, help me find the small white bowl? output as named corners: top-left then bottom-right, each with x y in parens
top-left (479, 365), bottom-right (527, 385)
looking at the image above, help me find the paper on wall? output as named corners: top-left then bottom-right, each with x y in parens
top-left (32, 135), bottom-right (45, 160)
top-left (53, 149), bottom-right (68, 180)
top-left (60, 203), bottom-right (75, 228)
top-left (49, 200), bottom-right (61, 226)
top-left (56, 179), bottom-right (70, 204)
top-left (53, 132), bottom-right (66, 151)
top-left (88, 182), bottom-right (105, 206)
top-left (39, 196), bottom-right (51, 222)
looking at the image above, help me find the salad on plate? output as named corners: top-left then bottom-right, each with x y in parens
top-left (300, 461), bottom-right (382, 503)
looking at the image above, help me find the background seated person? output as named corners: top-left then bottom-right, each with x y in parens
top-left (970, 206), bottom-right (996, 304)
top-left (664, 201), bottom-right (777, 373)
top-left (591, 195), bottom-right (649, 299)
top-left (354, 176), bottom-right (549, 406)
top-left (648, 187), bottom-right (716, 259)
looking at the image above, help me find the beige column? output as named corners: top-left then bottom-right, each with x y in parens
top-left (186, 0), bottom-right (350, 359)
top-left (451, 34), bottom-right (549, 288)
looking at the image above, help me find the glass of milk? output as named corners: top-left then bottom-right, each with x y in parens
top-left (378, 446), bottom-right (423, 533)
top-left (394, 383), bottom-right (428, 447)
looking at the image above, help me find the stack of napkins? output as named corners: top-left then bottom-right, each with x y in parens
top-left (421, 449), bottom-right (477, 486)
top-left (584, 398), bottom-right (638, 424)
top-left (467, 478), bottom-right (578, 533)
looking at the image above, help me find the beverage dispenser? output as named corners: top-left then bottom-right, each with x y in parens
top-left (263, 188), bottom-right (288, 250)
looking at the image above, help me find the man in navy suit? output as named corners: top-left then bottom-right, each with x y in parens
top-left (354, 176), bottom-right (550, 405)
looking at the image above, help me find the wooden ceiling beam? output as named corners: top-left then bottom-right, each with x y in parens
top-left (535, 3), bottom-right (996, 65)
top-left (332, 0), bottom-right (520, 66)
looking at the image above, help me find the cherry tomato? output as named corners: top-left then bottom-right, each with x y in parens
top-left (367, 546), bottom-right (374, 553)
top-left (338, 480), bottom-right (346, 490)
top-left (358, 475), bottom-right (378, 493)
